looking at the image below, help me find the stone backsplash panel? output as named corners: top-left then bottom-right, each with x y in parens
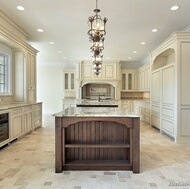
top-left (121, 92), bottom-right (150, 99)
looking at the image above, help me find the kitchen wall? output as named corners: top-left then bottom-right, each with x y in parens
top-left (37, 64), bottom-right (64, 115)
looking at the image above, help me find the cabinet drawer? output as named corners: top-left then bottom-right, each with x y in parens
top-left (33, 104), bottom-right (41, 110)
top-left (11, 107), bottom-right (22, 115)
top-left (23, 105), bottom-right (32, 112)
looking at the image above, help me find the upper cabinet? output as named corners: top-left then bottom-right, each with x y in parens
top-left (27, 52), bottom-right (37, 103)
top-left (79, 61), bottom-right (120, 81)
top-left (138, 63), bottom-right (150, 92)
top-left (0, 10), bottom-right (38, 104)
top-left (63, 69), bottom-right (76, 98)
top-left (121, 69), bottom-right (138, 91)
top-left (75, 61), bottom-right (121, 100)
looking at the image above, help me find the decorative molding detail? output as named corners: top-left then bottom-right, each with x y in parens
top-left (0, 9), bottom-right (29, 38)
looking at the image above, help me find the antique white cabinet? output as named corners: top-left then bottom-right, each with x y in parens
top-left (10, 103), bottom-right (42, 140)
top-left (63, 69), bottom-right (76, 98)
top-left (150, 32), bottom-right (190, 143)
top-left (121, 69), bottom-right (138, 91)
top-left (0, 10), bottom-right (38, 104)
top-left (76, 61), bottom-right (121, 100)
top-left (121, 100), bottom-right (133, 111)
top-left (11, 108), bottom-right (23, 140)
top-left (133, 100), bottom-right (150, 124)
top-left (138, 63), bottom-right (150, 91)
top-left (33, 103), bottom-right (42, 129)
top-left (80, 61), bottom-right (118, 80)
top-left (27, 53), bottom-right (36, 103)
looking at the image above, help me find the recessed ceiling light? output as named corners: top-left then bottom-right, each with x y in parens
top-left (141, 42), bottom-right (146, 45)
top-left (63, 57), bottom-right (66, 59)
top-left (133, 51), bottom-right (137, 53)
top-left (37, 29), bottom-right (44, 32)
top-left (17, 6), bottom-right (25, 11)
top-left (152, 29), bottom-right (158, 32)
top-left (171, 5), bottom-right (179, 11)
top-left (106, 57), bottom-right (110, 59)
top-left (49, 42), bottom-right (54, 45)
top-left (128, 57), bottom-right (132, 59)
top-left (58, 51), bottom-right (61, 53)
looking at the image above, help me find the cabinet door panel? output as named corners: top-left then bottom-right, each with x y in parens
top-left (30, 55), bottom-right (36, 87)
top-left (64, 73), bottom-right (69, 90)
top-left (181, 42), bottom-right (190, 105)
top-left (12, 115), bottom-right (23, 139)
top-left (162, 119), bottom-right (174, 134)
top-left (122, 74), bottom-right (126, 90)
top-left (24, 112), bottom-right (32, 132)
top-left (83, 65), bottom-right (92, 78)
top-left (105, 65), bottom-right (114, 78)
top-left (162, 66), bottom-right (174, 105)
top-left (70, 73), bottom-right (75, 90)
top-left (134, 73), bottom-right (138, 90)
top-left (152, 71), bottom-right (160, 103)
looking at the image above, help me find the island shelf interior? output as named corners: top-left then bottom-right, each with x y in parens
top-left (54, 108), bottom-right (140, 173)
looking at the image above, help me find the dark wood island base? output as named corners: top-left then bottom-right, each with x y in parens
top-left (55, 114), bottom-right (140, 173)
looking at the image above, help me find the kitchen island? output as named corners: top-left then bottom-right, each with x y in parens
top-left (54, 107), bottom-right (140, 173)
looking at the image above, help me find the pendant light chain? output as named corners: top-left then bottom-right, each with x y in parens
top-left (87, 0), bottom-right (108, 75)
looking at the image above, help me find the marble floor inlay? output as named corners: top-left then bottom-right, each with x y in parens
top-left (0, 115), bottom-right (190, 189)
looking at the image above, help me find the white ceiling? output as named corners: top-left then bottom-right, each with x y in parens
top-left (0, 0), bottom-right (190, 68)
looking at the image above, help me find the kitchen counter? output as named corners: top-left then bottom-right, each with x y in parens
top-left (54, 107), bottom-right (140, 173)
top-left (54, 107), bottom-right (140, 117)
top-left (0, 102), bottom-right (42, 111)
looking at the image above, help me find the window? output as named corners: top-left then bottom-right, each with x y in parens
top-left (0, 54), bottom-right (8, 93)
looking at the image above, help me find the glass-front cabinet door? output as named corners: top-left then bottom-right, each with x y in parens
top-left (64, 73), bottom-right (69, 90)
top-left (121, 70), bottom-right (138, 91)
top-left (63, 71), bottom-right (75, 91)
top-left (70, 73), bottom-right (74, 90)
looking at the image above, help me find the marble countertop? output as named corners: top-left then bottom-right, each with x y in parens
top-left (0, 102), bottom-right (42, 111)
top-left (76, 99), bottom-right (120, 106)
top-left (53, 107), bottom-right (140, 118)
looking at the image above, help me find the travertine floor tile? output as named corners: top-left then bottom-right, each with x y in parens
top-left (0, 115), bottom-right (190, 189)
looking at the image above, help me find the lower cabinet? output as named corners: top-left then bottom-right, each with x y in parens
top-left (133, 100), bottom-right (150, 124)
top-left (150, 104), bottom-right (160, 129)
top-left (121, 100), bottom-right (133, 111)
top-left (33, 103), bottom-right (42, 129)
top-left (10, 103), bottom-right (42, 141)
top-left (142, 107), bottom-right (150, 123)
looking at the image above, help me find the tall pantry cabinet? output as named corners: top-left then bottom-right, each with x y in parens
top-left (150, 32), bottom-right (190, 143)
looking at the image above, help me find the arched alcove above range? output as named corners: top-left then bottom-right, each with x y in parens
top-left (82, 83), bottom-right (115, 100)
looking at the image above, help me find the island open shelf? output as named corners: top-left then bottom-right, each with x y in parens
top-left (54, 107), bottom-right (140, 173)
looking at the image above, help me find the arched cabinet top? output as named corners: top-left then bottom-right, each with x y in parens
top-left (152, 48), bottom-right (175, 71)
